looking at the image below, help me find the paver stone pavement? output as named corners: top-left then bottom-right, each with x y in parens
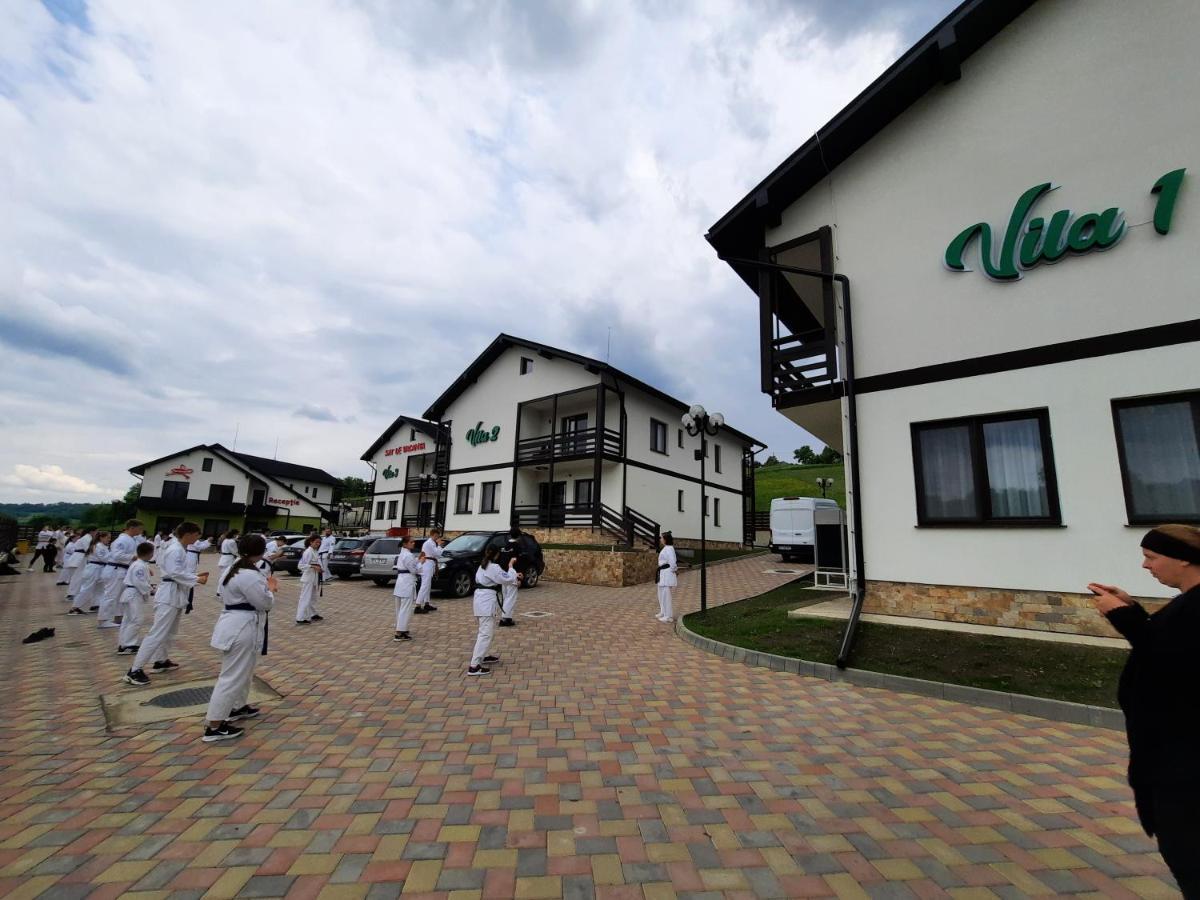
top-left (0, 553), bottom-right (1175, 898)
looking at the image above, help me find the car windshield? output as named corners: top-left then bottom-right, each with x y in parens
top-left (288, 539), bottom-right (307, 548)
top-left (369, 539), bottom-right (401, 554)
top-left (442, 534), bottom-right (490, 553)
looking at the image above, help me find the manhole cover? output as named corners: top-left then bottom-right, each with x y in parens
top-left (763, 569), bottom-right (803, 575)
top-left (522, 611), bottom-right (552, 618)
top-left (144, 686), bottom-right (214, 709)
top-left (100, 675), bottom-right (281, 731)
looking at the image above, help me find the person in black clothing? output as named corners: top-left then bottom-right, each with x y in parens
top-left (497, 526), bottom-right (528, 627)
top-left (1091, 523), bottom-right (1200, 898)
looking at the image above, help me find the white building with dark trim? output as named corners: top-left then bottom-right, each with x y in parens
top-left (131, 444), bottom-right (338, 536)
top-left (707, 0), bottom-right (1198, 637)
top-left (362, 335), bottom-right (762, 547)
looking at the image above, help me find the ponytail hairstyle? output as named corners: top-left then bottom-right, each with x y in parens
top-left (661, 531), bottom-right (674, 546)
top-left (483, 545), bottom-right (501, 566)
top-left (223, 534), bottom-right (268, 585)
top-left (86, 531), bottom-right (112, 556)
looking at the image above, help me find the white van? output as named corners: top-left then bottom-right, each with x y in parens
top-left (769, 497), bottom-right (840, 562)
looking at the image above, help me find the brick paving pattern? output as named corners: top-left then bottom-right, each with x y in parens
top-left (0, 555), bottom-right (1176, 898)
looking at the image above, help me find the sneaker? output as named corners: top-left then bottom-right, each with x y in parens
top-left (123, 669), bottom-right (150, 686)
top-left (99, 622), bottom-right (120, 629)
top-left (202, 723), bottom-right (245, 743)
top-left (66, 608), bottom-right (86, 615)
top-left (152, 659), bottom-right (180, 671)
top-left (498, 618), bottom-right (515, 627)
top-left (89, 606), bottom-right (99, 611)
top-left (310, 614), bottom-right (324, 622)
top-left (424, 604), bottom-right (438, 612)
top-left (660, 617), bottom-right (674, 624)
top-left (228, 705), bottom-right (260, 721)
top-left (296, 619), bottom-right (311, 625)
top-left (466, 666), bottom-right (491, 676)
top-left (413, 606), bottom-right (428, 615)
top-left (393, 632), bottom-right (411, 642)
top-left (483, 655), bottom-right (500, 663)
top-left (655, 614), bottom-right (666, 622)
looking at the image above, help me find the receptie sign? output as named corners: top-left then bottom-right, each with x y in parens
top-left (267, 497), bottom-right (301, 507)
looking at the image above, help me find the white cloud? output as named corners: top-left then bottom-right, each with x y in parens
top-left (0, 464), bottom-right (121, 500)
top-left (0, 0), bottom-right (956, 500)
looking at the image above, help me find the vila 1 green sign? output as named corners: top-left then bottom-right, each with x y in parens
top-left (466, 422), bottom-right (501, 446)
top-left (944, 168), bottom-right (1185, 281)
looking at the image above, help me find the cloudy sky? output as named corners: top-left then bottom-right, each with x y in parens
top-left (1, 0), bottom-right (956, 502)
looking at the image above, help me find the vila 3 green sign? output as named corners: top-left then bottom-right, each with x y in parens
top-left (944, 168), bottom-right (1185, 281)
top-left (466, 422), bottom-right (501, 446)
top-left (381, 465), bottom-right (399, 480)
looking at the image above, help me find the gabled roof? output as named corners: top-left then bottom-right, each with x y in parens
top-left (706, 0), bottom-right (1037, 287)
top-left (423, 334), bottom-right (763, 448)
top-left (361, 416), bottom-right (445, 462)
top-left (222, 448), bottom-right (339, 486)
top-left (130, 445), bottom-right (333, 518)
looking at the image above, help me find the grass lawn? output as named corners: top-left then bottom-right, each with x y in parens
top-left (684, 577), bottom-right (1128, 708)
top-left (754, 463), bottom-right (846, 510)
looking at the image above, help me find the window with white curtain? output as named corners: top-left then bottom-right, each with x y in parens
top-left (911, 409), bottom-right (1060, 525)
top-left (1113, 392), bottom-right (1200, 524)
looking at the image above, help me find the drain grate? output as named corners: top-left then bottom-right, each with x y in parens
top-left (143, 686), bottom-right (213, 708)
top-left (522, 611), bottom-right (552, 618)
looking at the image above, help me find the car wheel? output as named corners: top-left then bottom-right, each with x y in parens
top-left (452, 571), bottom-right (473, 598)
top-left (372, 577), bottom-right (390, 587)
top-left (523, 568), bottom-right (540, 588)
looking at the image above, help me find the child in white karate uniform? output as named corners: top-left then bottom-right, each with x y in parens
top-left (69, 532), bottom-right (110, 614)
top-left (296, 536), bottom-right (323, 624)
top-left (468, 547), bottom-right (520, 676)
top-left (392, 535), bottom-right (421, 641)
top-left (203, 535), bottom-right (274, 742)
top-left (117, 542), bottom-right (155, 654)
top-left (655, 532), bottom-right (678, 624)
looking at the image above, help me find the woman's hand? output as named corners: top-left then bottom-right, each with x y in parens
top-left (508, 559), bottom-right (518, 570)
top-left (197, 572), bottom-right (210, 585)
top-left (1088, 582), bottom-right (1134, 614)
top-left (266, 576), bottom-right (279, 592)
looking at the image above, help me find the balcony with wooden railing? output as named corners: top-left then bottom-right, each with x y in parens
top-left (515, 427), bottom-right (622, 465)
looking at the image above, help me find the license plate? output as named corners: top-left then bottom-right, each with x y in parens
top-left (778, 545), bottom-right (792, 550)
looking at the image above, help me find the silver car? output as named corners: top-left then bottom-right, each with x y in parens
top-left (361, 536), bottom-right (426, 587)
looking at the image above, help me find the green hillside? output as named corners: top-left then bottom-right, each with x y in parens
top-left (754, 463), bottom-right (846, 510)
top-left (0, 502), bottom-right (92, 523)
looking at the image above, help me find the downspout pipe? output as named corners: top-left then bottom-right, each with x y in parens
top-left (717, 256), bottom-right (866, 668)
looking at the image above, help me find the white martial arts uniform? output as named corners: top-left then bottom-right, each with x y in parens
top-left (318, 534), bottom-right (336, 579)
top-left (58, 538), bottom-right (77, 586)
top-left (262, 540), bottom-right (287, 570)
top-left (117, 558), bottom-right (153, 650)
top-left (72, 543), bottom-right (110, 612)
top-left (99, 532), bottom-right (139, 626)
top-left (297, 547), bottom-right (321, 622)
top-left (132, 539), bottom-right (198, 673)
top-left (417, 538), bottom-right (443, 608)
top-left (470, 563), bottom-right (517, 668)
top-left (204, 567), bottom-right (272, 724)
top-left (216, 538), bottom-right (238, 598)
top-left (656, 545), bottom-right (678, 622)
top-left (392, 547), bottom-right (419, 633)
top-left (65, 534), bottom-right (92, 599)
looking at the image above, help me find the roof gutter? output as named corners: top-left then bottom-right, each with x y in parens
top-left (717, 255), bottom-right (867, 668)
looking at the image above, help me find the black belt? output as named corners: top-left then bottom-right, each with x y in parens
top-left (87, 560), bottom-right (105, 566)
top-left (107, 562), bottom-right (130, 569)
top-left (224, 603), bottom-right (270, 655)
top-left (474, 581), bottom-right (505, 611)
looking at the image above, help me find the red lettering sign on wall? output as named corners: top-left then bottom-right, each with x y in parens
top-left (167, 465), bottom-right (194, 480)
top-left (384, 442), bottom-right (426, 457)
top-left (268, 497), bottom-right (301, 507)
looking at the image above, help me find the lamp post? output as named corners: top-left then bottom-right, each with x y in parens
top-left (682, 404), bottom-right (725, 614)
top-left (816, 477), bottom-right (834, 499)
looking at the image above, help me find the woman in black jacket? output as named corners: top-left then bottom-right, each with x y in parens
top-left (1091, 524), bottom-right (1200, 897)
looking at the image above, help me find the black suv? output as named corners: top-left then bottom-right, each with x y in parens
top-left (431, 531), bottom-right (545, 598)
